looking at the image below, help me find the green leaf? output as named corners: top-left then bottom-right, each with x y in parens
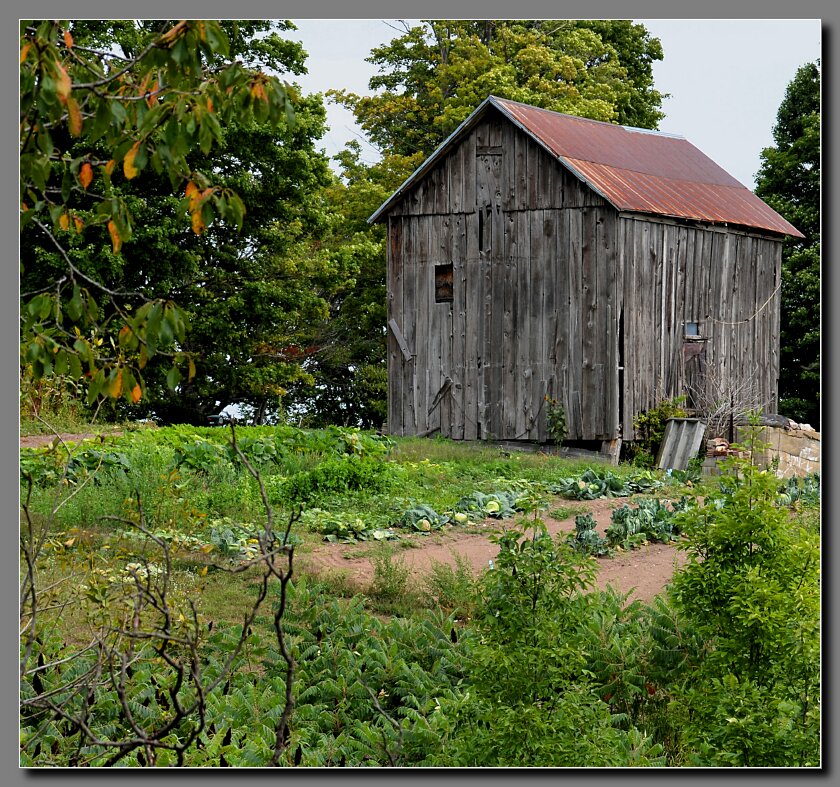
top-left (166, 366), bottom-right (182, 390)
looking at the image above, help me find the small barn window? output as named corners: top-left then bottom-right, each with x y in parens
top-left (684, 321), bottom-right (702, 338)
top-left (435, 264), bottom-right (454, 302)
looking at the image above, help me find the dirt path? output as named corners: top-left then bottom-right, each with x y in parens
top-left (298, 498), bottom-right (687, 605)
top-left (20, 432), bottom-right (122, 449)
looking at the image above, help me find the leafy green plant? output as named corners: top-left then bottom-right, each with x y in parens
top-left (544, 395), bottom-right (567, 444)
top-left (399, 504), bottom-right (449, 533)
top-left (606, 499), bottom-right (685, 549)
top-left (566, 513), bottom-right (611, 557)
top-left (424, 556), bottom-right (477, 618)
top-left (453, 489), bottom-right (523, 520)
top-left (665, 424), bottom-right (820, 765)
top-left (629, 396), bottom-right (688, 466)
top-left (369, 550), bottom-right (412, 602)
top-left (173, 439), bottom-right (231, 475)
top-left (282, 456), bottom-right (391, 505)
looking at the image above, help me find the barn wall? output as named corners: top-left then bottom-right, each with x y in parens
top-left (619, 216), bottom-right (781, 440)
top-left (386, 108), bottom-right (621, 442)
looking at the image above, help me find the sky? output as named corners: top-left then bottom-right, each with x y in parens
top-left (286, 18), bottom-right (822, 190)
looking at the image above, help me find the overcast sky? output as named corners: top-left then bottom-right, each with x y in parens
top-left (286, 18), bottom-right (821, 190)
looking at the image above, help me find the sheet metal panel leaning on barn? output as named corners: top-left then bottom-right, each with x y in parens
top-left (369, 96), bottom-right (803, 451)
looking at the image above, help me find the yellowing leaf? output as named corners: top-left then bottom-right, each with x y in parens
top-left (67, 97), bottom-right (82, 136)
top-left (74, 216), bottom-right (84, 233)
top-left (199, 566), bottom-right (208, 576)
top-left (63, 30), bottom-right (74, 49)
top-left (188, 357), bottom-right (196, 380)
top-left (190, 210), bottom-right (206, 235)
top-left (109, 369), bottom-right (123, 398)
top-left (147, 81), bottom-right (158, 107)
top-left (123, 141), bottom-right (141, 180)
top-left (131, 383), bottom-right (142, 404)
top-left (54, 59), bottom-right (72, 104)
top-left (79, 162), bottom-right (93, 190)
top-left (20, 42), bottom-right (31, 64)
top-left (107, 220), bottom-right (122, 253)
top-left (64, 538), bottom-right (75, 547)
top-left (105, 159), bottom-right (116, 177)
top-left (159, 21), bottom-right (189, 46)
top-left (59, 213), bottom-right (70, 231)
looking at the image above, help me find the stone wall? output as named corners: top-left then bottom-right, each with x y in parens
top-left (736, 424), bottom-right (820, 478)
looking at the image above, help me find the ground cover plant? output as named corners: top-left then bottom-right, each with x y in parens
top-left (20, 423), bottom-right (820, 767)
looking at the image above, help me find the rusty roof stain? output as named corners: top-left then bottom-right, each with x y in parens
top-left (369, 96), bottom-right (803, 239)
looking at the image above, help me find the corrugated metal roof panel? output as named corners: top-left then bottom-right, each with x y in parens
top-left (370, 96), bottom-right (804, 238)
top-left (565, 159), bottom-right (803, 236)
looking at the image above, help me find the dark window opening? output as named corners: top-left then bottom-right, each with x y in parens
top-left (435, 264), bottom-right (454, 302)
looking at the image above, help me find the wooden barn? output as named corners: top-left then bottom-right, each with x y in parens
top-left (369, 96), bottom-right (803, 452)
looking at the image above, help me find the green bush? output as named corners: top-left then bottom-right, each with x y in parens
top-left (666, 426), bottom-right (820, 765)
top-left (281, 456), bottom-right (391, 505)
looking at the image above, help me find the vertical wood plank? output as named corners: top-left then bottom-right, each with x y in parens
top-left (387, 216), bottom-right (404, 435)
top-left (402, 216), bottom-right (417, 433)
top-left (464, 211), bottom-right (480, 440)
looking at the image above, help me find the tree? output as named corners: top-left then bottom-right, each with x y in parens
top-left (330, 20), bottom-right (665, 160)
top-left (754, 62), bottom-right (820, 428)
top-left (20, 20), bottom-right (295, 410)
top-left (287, 142), bottom-right (420, 428)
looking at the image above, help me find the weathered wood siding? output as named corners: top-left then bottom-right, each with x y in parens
top-left (619, 216), bottom-right (781, 439)
top-left (386, 108), bottom-right (619, 441)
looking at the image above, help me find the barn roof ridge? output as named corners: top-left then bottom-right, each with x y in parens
top-left (368, 95), bottom-right (803, 238)
top-left (487, 95), bottom-right (687, 140)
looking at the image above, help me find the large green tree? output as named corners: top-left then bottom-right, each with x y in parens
top-left (754, 61), bottom-right (820, 428)
top-left (331, 19), bottom-right (665, 160)
top-left (21, 21), bottom-right (343, 424)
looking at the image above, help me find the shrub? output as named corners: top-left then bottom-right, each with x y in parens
top-left (281, 456), bottom-right (391, 505)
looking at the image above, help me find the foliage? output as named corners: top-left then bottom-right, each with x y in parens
top-left (548, 466), bottom-right (663, 500)
top-left (629, 396), bottom-right (688, 465)
top-left (331, 20), bottom-right (665, 160)
top-left (20, 20), bottom-right (296, 409)
top-left (20, 426), bottom-right (819, 767)
top-left (777, 472), bottom-right (820, 507)
top-left (281, 456), bottom-right (392, 506)
top-left (21, 441), bottom-right (131, 487)
top-left (544, 395), bottom-right (568, 444)
top-left (453, 489), bottom-right (524, 520)
top-left (566, 512), bottom-right (611, 557)
top-left (666, 426), bottom-right (820, 765)
top-left (754, 62), bottom-right (820, 428)
top-left (606, 498), bottom-right (687, 550)
top-left (369, 551), bottom-right (412, 602)
top-left (399, 504), bottom-right (450, 533)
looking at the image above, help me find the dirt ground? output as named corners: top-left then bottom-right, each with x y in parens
top-left (19, 432), bottom-right (117, 449)
top-left (299, 497), bottom-right (687, 605)
top-left (21, 432), bottom-right (686, 604)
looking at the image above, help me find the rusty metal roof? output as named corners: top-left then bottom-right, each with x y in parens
top-left (369, 96), bottom-right (803, 238)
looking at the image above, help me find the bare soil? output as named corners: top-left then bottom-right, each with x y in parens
top-left (298, 497), bottom-right (687, 605)
top-left (20, 432), bottom-right (121, 449)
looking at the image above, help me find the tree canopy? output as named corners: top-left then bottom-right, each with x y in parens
top-left (330, 20), bottom-right (665, 160)
top-left (20, 20), bottom-right (297, 409)
top-left (754, 61), bottom-right (820, 427)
